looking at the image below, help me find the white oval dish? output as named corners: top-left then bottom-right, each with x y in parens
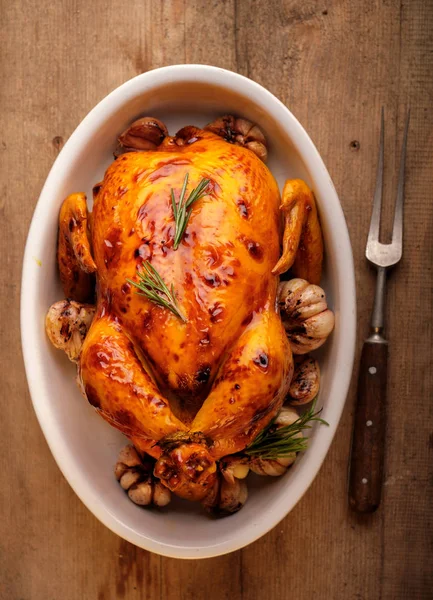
top-left (21, 65), bottom-right (356, 559)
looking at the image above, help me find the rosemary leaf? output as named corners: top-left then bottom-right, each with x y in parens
top-left (126, 261), bottom-right (186, 322)
top-left (172, 174), bottom-right (210, 250)
top-left (245, 399), bottom-right (329, 460)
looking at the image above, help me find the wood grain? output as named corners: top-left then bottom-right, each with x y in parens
top-left (1, 0), bottom-right (432, 599)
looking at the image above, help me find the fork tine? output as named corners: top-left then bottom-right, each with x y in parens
top-left (367, 108), bottom-right (385, 244)
top-left (391, 109), bottom-right (410, 247)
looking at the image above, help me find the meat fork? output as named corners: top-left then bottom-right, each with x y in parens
top-left (349, 109), bottom-right (410, 513)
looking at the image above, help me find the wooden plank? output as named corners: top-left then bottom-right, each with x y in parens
top-left (380, 1), bottom-right (433, 597)
top-left (0, 0), bottom-right (432, 598)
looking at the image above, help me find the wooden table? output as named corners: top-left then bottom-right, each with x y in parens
top-left (1, 1), bottom-right (432, 598)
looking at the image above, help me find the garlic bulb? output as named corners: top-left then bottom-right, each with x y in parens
top-left (278, 279), bottom-right (334, 354)
top-left (45, 299), bottom-right (95, 362)
top-left (288, 355), bottom-right (320, 405)
top-left (114, 444), bottom-right (171, 508)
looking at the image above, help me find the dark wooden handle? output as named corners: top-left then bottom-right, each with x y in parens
top-left (349, 340), bottom-right (388, 513)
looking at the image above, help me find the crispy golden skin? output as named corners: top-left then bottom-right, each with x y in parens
top-left (191, 308), bottom-right (293, 459)
top-left (48, 124), bottom-right (324, 503)
top-left (89, 130), bottom-right (288, 416)
top-left (80, 314), bottom-right (186, 440)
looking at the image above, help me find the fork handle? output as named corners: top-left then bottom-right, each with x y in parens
top-left (349, 339), bottom-right (388, 512)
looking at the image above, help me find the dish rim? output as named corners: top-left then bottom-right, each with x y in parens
top-left (21, 64), bottom-right (356, 558)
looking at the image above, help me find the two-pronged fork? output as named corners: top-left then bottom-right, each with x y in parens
top-left (349, 109), bottom-right (410, 513)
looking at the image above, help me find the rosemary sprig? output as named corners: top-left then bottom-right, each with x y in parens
top-left (171, 173), bottom-right (210, 250)
top-left (126, 261), bottom-right (186, 322)
top-left (245, 399), bottom-right (329, 460)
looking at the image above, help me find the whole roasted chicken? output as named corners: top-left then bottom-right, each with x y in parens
top-left (46, 115), bottom-right (333, 514)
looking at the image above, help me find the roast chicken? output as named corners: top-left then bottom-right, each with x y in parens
top-left (46, 114), bottom-right (327, 510)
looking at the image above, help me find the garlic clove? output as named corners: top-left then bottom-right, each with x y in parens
top-left (301, 309), bottom-right (335, 339)
top-left (114, 462), bottom-right (128, 481)
top-left (288, 334), bottom-right (328, 355)
top-left (128, 480), bottom-right (153, 505)
top-left (274, 406), bottom-right (299, 427)
top-left (201, 477), bottom-right (221, 513)
top-left (219, 477), bottom-right (248, 513)
top-left (288, 356), bottom-right (320, 405)
top-left (234, 117), bottom-right (254, 137)
top-left (279, 281), bottom-right (328, 320)
top-left (246, 124), bottom-right (267, 145)
top-left (120, 469), bottom-right (142, 490)
top-left (153, 481), bottom-right (171, 507)
top-left (245, 141), bottom-right (268, 162)
top-left (205, 115), bottom-right (236, 138)
top-left (276, 454), bottom-right (297, 468)
top-left (117, 445), bottom-right (142, 468)
top-left (232, 463), bottom-right (250, 480)
top-left (293, 285), bottom-right (328, 320)
top-left (278, 279), bottom-right (309, 312)
top-left (202, 473), bottom-right (249, 516)
top-left (249, 458), bottom-right (289, 476)
top-left (221, 456), bottom-right (250, 484)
